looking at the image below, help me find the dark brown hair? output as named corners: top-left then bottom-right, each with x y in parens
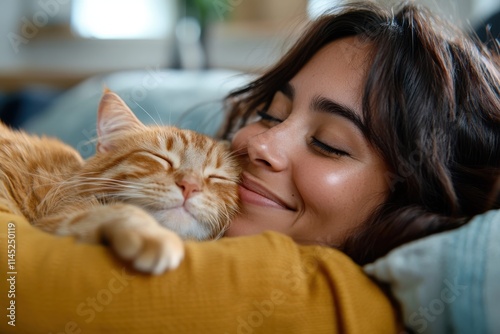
top-left (219, 1), bottom-right (500, 265)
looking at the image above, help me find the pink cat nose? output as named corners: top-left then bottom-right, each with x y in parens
top-left (176, 179), bottom-right (201, 199)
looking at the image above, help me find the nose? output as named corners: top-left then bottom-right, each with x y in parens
top-left (176, 176), bottom-right (201, 200)
top-left (246, 127), bottom-right (289, 172)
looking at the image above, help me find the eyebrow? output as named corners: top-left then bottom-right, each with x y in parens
top-left (279, 82), bottom-right (367, 135)
top-left (311, 96), bottom-right (367, 135)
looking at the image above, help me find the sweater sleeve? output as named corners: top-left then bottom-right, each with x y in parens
top-left (0, 209), bottom-right (397, 334)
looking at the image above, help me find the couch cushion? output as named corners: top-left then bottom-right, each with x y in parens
top-left (23, 69), bottom-right (250, 158)
top-left (364, 209), bottom-right (500, 334)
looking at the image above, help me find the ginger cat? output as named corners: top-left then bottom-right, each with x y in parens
top-left (0, 91), bottom-right (241, 274)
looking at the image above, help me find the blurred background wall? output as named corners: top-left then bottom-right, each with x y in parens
top-left (1, 0), bottom-right (499, 90)
top-left (1, 0), bottom-right (499, 127)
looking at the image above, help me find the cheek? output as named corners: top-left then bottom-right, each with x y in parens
top-left (297, 164), bottom-right (383, 219)
top-left (297, 167), bottom-right (345, 211)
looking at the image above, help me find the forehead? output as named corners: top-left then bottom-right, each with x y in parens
top-left (334, 36), bottom-right (373, 68)
top-left (290, 36), bottom-right (373, 115)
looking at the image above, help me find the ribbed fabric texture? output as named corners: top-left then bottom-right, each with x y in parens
top-left (365, 209), bottom-right (500, 334)
top-left (0, 210), bottom-right (397, 334)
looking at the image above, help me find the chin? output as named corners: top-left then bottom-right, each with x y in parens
top-left (224, 217), bottom-right (270, 237)
top-left (226, 206), bottom-right (293, 237)
top-left (151, 208), bottom-right (213, 240)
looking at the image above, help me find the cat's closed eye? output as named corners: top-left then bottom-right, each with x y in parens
top-left (133, 151), bottom-right (174, 170)
top-left (208, 174), bottom-right (230, 181)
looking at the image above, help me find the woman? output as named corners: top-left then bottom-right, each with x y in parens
top-left (2, 1), bottom-right (499, 333)
top-left (222, 1), bottom-right (500, 264)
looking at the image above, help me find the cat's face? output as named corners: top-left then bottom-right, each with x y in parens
top-left (83, 91), bottom-right (241, 240)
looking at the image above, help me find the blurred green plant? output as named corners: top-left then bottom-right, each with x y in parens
top-left (184, 0), bottom-right (233, 24)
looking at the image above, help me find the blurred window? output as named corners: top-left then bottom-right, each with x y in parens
top-left (71, 0), bottom-right (175, 39)
top-left (308, 0), bottom-right (342, 19)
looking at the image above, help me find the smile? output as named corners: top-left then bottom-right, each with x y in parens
top-left (238, 173), bottom-right (294, 210)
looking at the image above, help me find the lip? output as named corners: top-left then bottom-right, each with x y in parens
top-left (239, 173), bottom-right (294, 210)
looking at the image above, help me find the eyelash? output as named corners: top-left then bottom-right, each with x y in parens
top-left (150, 152), bottom-right (174, 167)
top-left (310, 138), bottom-right (349, 157)
top-left (256, 110), bottom-right (349, 158)
top-left (209, 174), bottom-right (229, 181)
top-left (257, 110), bottom-right (282, 123)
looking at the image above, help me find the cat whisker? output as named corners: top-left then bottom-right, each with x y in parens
top-left (152, 104), bottom-right (164, 126)
top-left (228, 147), bottom-right (247, 158)
top-left (39, 180), bottom-right (145, 206)
top-left (49, 178), bottom-right (175, 204)
top-left (75, 176), bottom-right (156, 187)
top-left (11, 170), bottom-right (59, 182)
top-left (99, 184), bottom-right (173, 196)
top-left (65, 176), bottom-right (150, 188)
top-left (132, 100), bottom-right (160, 127)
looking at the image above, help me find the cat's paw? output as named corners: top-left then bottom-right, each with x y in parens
top-left (105, 219), bottom-right (185, 275)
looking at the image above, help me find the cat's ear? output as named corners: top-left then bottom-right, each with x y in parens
top-left (97, 90), bottom-right (145, 153)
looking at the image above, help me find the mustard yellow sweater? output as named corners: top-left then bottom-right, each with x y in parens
top-left (0, 208), bottom-right (397, 334)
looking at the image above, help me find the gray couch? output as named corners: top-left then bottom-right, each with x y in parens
top-left (23, 69), bottom-right (251, 158)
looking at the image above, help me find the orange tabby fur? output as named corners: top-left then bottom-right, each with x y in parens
top-left (0, 91), bottom-right (241, 274)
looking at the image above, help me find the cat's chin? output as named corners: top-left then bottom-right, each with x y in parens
top-left (151, 207), bottom-right (212, 241)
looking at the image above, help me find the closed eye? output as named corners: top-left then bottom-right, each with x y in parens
top-left (257, 110), bottom-right (282, 124)
top-left (139, 151), bottom-right (174, 168)
top-left (310, 137), bottom-right (349, 157)
top-left (209, 174), bottom-right (229, 181)
top-left (152, 153), bottom-right (174, 167)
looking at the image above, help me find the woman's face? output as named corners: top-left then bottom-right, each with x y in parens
top-left (225, 37), bottom-right (390, 246)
